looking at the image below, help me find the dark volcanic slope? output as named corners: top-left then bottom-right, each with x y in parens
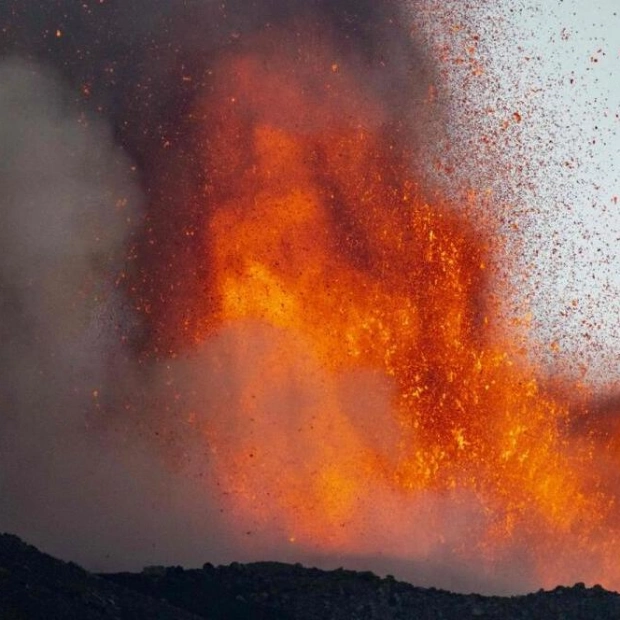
top-left (104, 562), bottom-right (620, 620)
top-left (2, 534), bottom-right (620, 620)
top-left (0, 534), bottom-right (201, 620)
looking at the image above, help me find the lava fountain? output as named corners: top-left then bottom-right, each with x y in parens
top-left (125, 10), bottom-right (620, 592)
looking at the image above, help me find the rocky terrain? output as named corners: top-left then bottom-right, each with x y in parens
top-left (0, 534), bottom-right (201, 620)
top-left (2, 533), bottom-right (620, 619)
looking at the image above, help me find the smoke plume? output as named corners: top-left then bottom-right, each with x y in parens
top-left (0, 0), bottom-right (615, 596)
top-left (0, 0), bottom-right (455, 580)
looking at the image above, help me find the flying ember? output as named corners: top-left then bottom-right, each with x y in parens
top-left (129, 17), bottom-right (620, 590)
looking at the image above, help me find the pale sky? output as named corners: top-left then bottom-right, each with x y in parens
top-left (412, 0), bottom-right (620, 386)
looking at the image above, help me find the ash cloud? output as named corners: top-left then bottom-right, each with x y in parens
top-left (0, 57), bottom-right (134, 457)
top-left (0, 56), bottom-right (242, 572)
top-left (0, 57), bottom-right (141, 560)
top-left (0, 0), bottom-right (548, 596)
top-left (0, 0), bottom-right (440, 172)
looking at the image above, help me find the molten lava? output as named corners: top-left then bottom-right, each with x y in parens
top-left (133, 23), bottom-right (620, 589)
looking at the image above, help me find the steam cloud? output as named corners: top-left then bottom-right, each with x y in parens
top-left (0, 54), bottom-right (252, 573)
top-left (0, 0), bottom-right (584, 595)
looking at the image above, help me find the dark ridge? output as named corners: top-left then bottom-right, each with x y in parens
top-left (0, 533), bottom-right (201, 620)
top-left (102, 563), bottom-right (620, 620)
top-left (2, 533), bottom-right (620, 620)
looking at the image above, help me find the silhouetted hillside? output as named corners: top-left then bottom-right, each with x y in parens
top-left (0, 534), bottom-right (200, 620)
top-left (2, 533), bottom-right (620, 619)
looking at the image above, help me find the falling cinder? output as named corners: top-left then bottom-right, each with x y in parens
top-left (1, 0), bottom-right (619, 597)
top-left (0, 0), bottom-right (450, 580)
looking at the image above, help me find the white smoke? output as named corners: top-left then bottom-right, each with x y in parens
top-left (0, 6), bottom-right (599, 593)
top-left (0, 57), bottom-right (542, 597)
top-left (0, 58), bottom-right (203, 569)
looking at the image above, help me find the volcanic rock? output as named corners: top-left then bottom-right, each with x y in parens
top-left (0, 534), bottom-right (201, 620)
top-left (2, 533), bottom-right (620, 620)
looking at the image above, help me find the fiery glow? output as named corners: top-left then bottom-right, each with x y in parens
top-left (134, 24), bottom-right (620, 590)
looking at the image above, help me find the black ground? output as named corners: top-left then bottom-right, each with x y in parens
top-left (1, 533), bottom-right (619, 619)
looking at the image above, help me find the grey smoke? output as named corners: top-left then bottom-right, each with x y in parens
top-left (0, 58), bottom-right (218, 570)
top-left (0, 2), bottom-right (553, 596)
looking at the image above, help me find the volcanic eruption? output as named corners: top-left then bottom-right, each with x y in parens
top-left (1, 0), bottom-right (619, 595)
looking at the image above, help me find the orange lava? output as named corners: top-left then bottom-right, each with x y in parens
top-left (134, 24), bottom-right (620, 589)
